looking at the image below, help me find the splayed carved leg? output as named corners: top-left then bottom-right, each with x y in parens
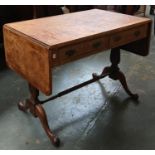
top-left (116, 70), bottom-right (138, 100)
top-left (18, 84), bottom-right (60, 147)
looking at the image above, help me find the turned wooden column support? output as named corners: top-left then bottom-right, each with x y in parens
top-left (18, 83), bottom-right (60, 147)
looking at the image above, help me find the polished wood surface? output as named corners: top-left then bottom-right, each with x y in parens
top-left (4, 9), bottom-right (150, 48)
top-left (110, 24), bottom-right (148, 48)
top-left (58, 36), bottom-right (109, 65)
top-left (3, 27), bottom-right (51, 95)
top-left (3, 9), bottom-right (151, 95)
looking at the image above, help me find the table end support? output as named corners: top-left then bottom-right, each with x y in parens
top-left (93, 48), bottom-right (139, 100)
top-left (18, 84), bottom-right (60, 147)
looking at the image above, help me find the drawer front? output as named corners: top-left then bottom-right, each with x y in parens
top-left (110, 24), bottom-right (148, 48)
top-left (59, 37), bottom-right (109, 64)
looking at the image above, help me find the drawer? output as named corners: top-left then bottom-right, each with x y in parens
top-left (58, 37), bottom-right (109, 64)
top-left (110, 24), bottom-right (148, 48)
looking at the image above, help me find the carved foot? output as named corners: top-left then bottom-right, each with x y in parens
top-left (117, 70), bottom-right (139, 100)
top-left (18, 99), bottom-right (30, 112)
top-left (18, 100), bottom-right (60, 146)
top-left (35, 104), bottom-right (60, 147)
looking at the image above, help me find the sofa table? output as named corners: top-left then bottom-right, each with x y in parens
top-left (3, 9), bottom-right (151, 146)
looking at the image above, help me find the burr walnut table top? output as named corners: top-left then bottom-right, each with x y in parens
top-left (4, 9), bottom-right (150, 48)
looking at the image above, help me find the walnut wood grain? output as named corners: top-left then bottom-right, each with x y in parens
top-left (3, 26), bottom-right (52, 95)
top-left (4, 9), bottom-right (151, 49)
top-left (121, 22), bottom-right (152, 56)
top-left (110, 24), bottom-right (148, 48)
top-left (58, 36), bottom-right (109, 65)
